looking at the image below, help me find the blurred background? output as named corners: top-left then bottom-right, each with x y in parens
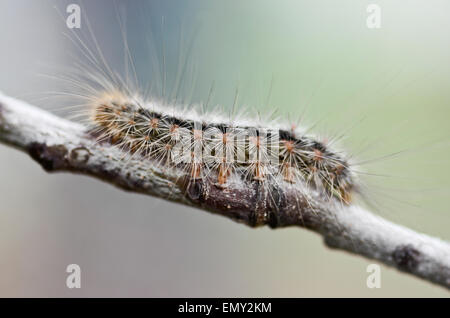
top-left (0, 0), bottom-right (449, 297)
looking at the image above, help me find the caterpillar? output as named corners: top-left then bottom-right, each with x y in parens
top-left (87, 90), bottom-right (357, 206)
top-left (55, 4), bottom-right (365, 219)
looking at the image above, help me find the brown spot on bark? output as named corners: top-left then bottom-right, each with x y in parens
top-left (28, 143), bottom-right (68, 171)
top-left (393, 244), bottom-right (421, 271)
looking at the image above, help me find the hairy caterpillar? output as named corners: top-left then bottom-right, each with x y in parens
top-left (88, 90), bottom-right (356, 206)
top-left (53, 4), bottom-right (378, 220)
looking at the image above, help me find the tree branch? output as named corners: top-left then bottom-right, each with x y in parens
top-left (0, 92), bottom-right (449, 290)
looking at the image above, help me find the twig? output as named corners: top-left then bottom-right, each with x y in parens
top-left (0, 92), bottom-right (449, 290)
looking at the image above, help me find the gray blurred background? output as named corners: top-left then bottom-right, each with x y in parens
top-left (0, 0), bottom-right (449, 297)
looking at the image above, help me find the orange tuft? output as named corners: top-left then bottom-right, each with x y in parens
top-left (313, 149), bottom-right (323, 161)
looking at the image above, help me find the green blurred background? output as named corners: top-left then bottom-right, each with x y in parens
top-left (0, 0), bottom-right (449, 296)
